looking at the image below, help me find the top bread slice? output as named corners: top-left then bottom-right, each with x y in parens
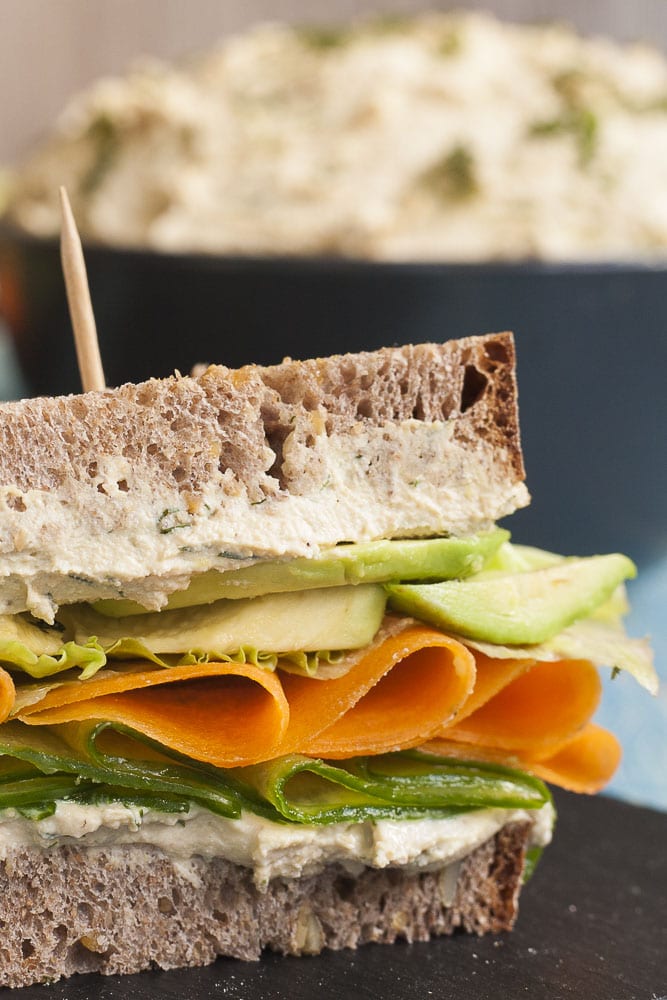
top-left (0, 332), bottom-right (528, 621)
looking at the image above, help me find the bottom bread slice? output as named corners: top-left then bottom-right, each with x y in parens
top-left (0, 820), bottom-right (530, 988)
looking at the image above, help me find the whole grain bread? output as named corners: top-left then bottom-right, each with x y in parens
top-left (0, 333), bottom-right (522, 495)
top-left (0, 333), bottom-right (529, 619)
top-left (0, 821), bottom-right (530, 988)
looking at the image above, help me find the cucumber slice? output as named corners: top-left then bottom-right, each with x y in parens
top-left (386, 554), bottom-right (636, 645)
top-left (63, 584), bottom-right (387, 655)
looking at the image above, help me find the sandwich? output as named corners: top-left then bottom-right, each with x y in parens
top-left (0, 331), bottom-right (655, 987)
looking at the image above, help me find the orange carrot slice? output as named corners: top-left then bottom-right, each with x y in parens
top-left (444, 658), bottom-right (601, 755)
top-left (0, 669), bottom-right (15, 724)
top-left (17, 663), bottom-right (288, 768)
top-left (528, 724), bottom-right (622, 793)
top-left (293, 627), bottom-right (476, 757)
top-left (451, 651), bottom-right (534, 722)
top-left (423, 721), bottom-right (621, 795)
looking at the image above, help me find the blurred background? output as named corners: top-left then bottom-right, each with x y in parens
top-left (0, 1), bottom-right (665, 809)
top-left (3, 0), bottom-right (667, 167)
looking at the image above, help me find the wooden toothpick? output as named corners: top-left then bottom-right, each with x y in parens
top-left (59, 186), bottom-right (106, 392)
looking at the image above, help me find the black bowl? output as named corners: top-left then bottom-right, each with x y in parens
top-left (1, 224), bottom-right (665, 566)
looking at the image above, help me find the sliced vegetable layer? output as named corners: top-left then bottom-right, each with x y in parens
top-left (6, 618), bottom-right (612, 795)
top-left (227, 751), bottom-right (550, 823)
top-left (93, 529), bottom-right (509, 617)
top-left (423, 724), bottom-right (622, 794)
top-left (279, 626), bottom-right (476, 757)
top-left (0, 668), bottom-right (15, 724)
top-left (0, 537), bottom-right (653, 813)
top-left (62, 585), bottom-right (387, 659)
top-left (0, 720), bottom-right (247, 818)
top-left (0, 720), bottom-right (550, 824)
top-left (14, 623), bottom-right (476, 767)
top-left (386, 553), bottom-right (636, 644)
top-left (16, 661), bottom-right (290, 768)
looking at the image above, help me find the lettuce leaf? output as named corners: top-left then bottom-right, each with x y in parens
top-left (0, 614), bottom-right (106, 680)
top-left (460, 618), bottom-right (657, 694)
top-left (103, 638), bottom-right (345, 678)
top-left (2, 630), bottom-right (348, 684)
top-left (0, 637), bottom-right (107, 681)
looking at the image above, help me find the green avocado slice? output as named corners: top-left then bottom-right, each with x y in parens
top-left (93, 529), bottom-right (509, 617)
top-left (386, 554), bottom-right (636, 645)
top-left (62, 584), bottom-right (387, 656)
top-left (2, 585), bottom-right (387, 682)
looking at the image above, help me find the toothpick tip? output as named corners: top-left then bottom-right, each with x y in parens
top-left (59, 187), bottom-right (77, 236)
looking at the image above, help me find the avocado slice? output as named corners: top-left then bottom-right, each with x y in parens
top-left (63, 584), bottom-right (387, 655)
top-left (478, 541), bottom-right (564, 576)
top-left (385, 554), bottom-right (636, 645)
top-left (94, 529), bottom-right (508, 617)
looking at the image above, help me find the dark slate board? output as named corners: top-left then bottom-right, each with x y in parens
top-left (14, 789), bottom-right (667, 1000)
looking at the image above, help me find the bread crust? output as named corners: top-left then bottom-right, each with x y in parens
top-left (0, 333), bottom-right (523, 495)
top-left (0, 822), bottom-right (530, 988)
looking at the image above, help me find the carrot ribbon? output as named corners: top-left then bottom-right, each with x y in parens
top-left (10, 621), bottom-right (617, 789)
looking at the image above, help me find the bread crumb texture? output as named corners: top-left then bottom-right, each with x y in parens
top-left (0, 822), bottom-right (529, 987)
top-left (0, 334), bottom-right (522, 497)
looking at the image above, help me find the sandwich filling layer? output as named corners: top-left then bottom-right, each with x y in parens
top-left (0, 426), bottom-right (527, 621)
top-left (0, 537), bottom-right (655, 836)
top-left (0, 799), bottom-right (554, 887)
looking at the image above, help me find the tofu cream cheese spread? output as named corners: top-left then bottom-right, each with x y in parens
top-left (0, 420), bottom-right (527, 620)
top-left (7, 11), bottom-right (667, 261)
top-left (0, 800), bottom-right (554, 888)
